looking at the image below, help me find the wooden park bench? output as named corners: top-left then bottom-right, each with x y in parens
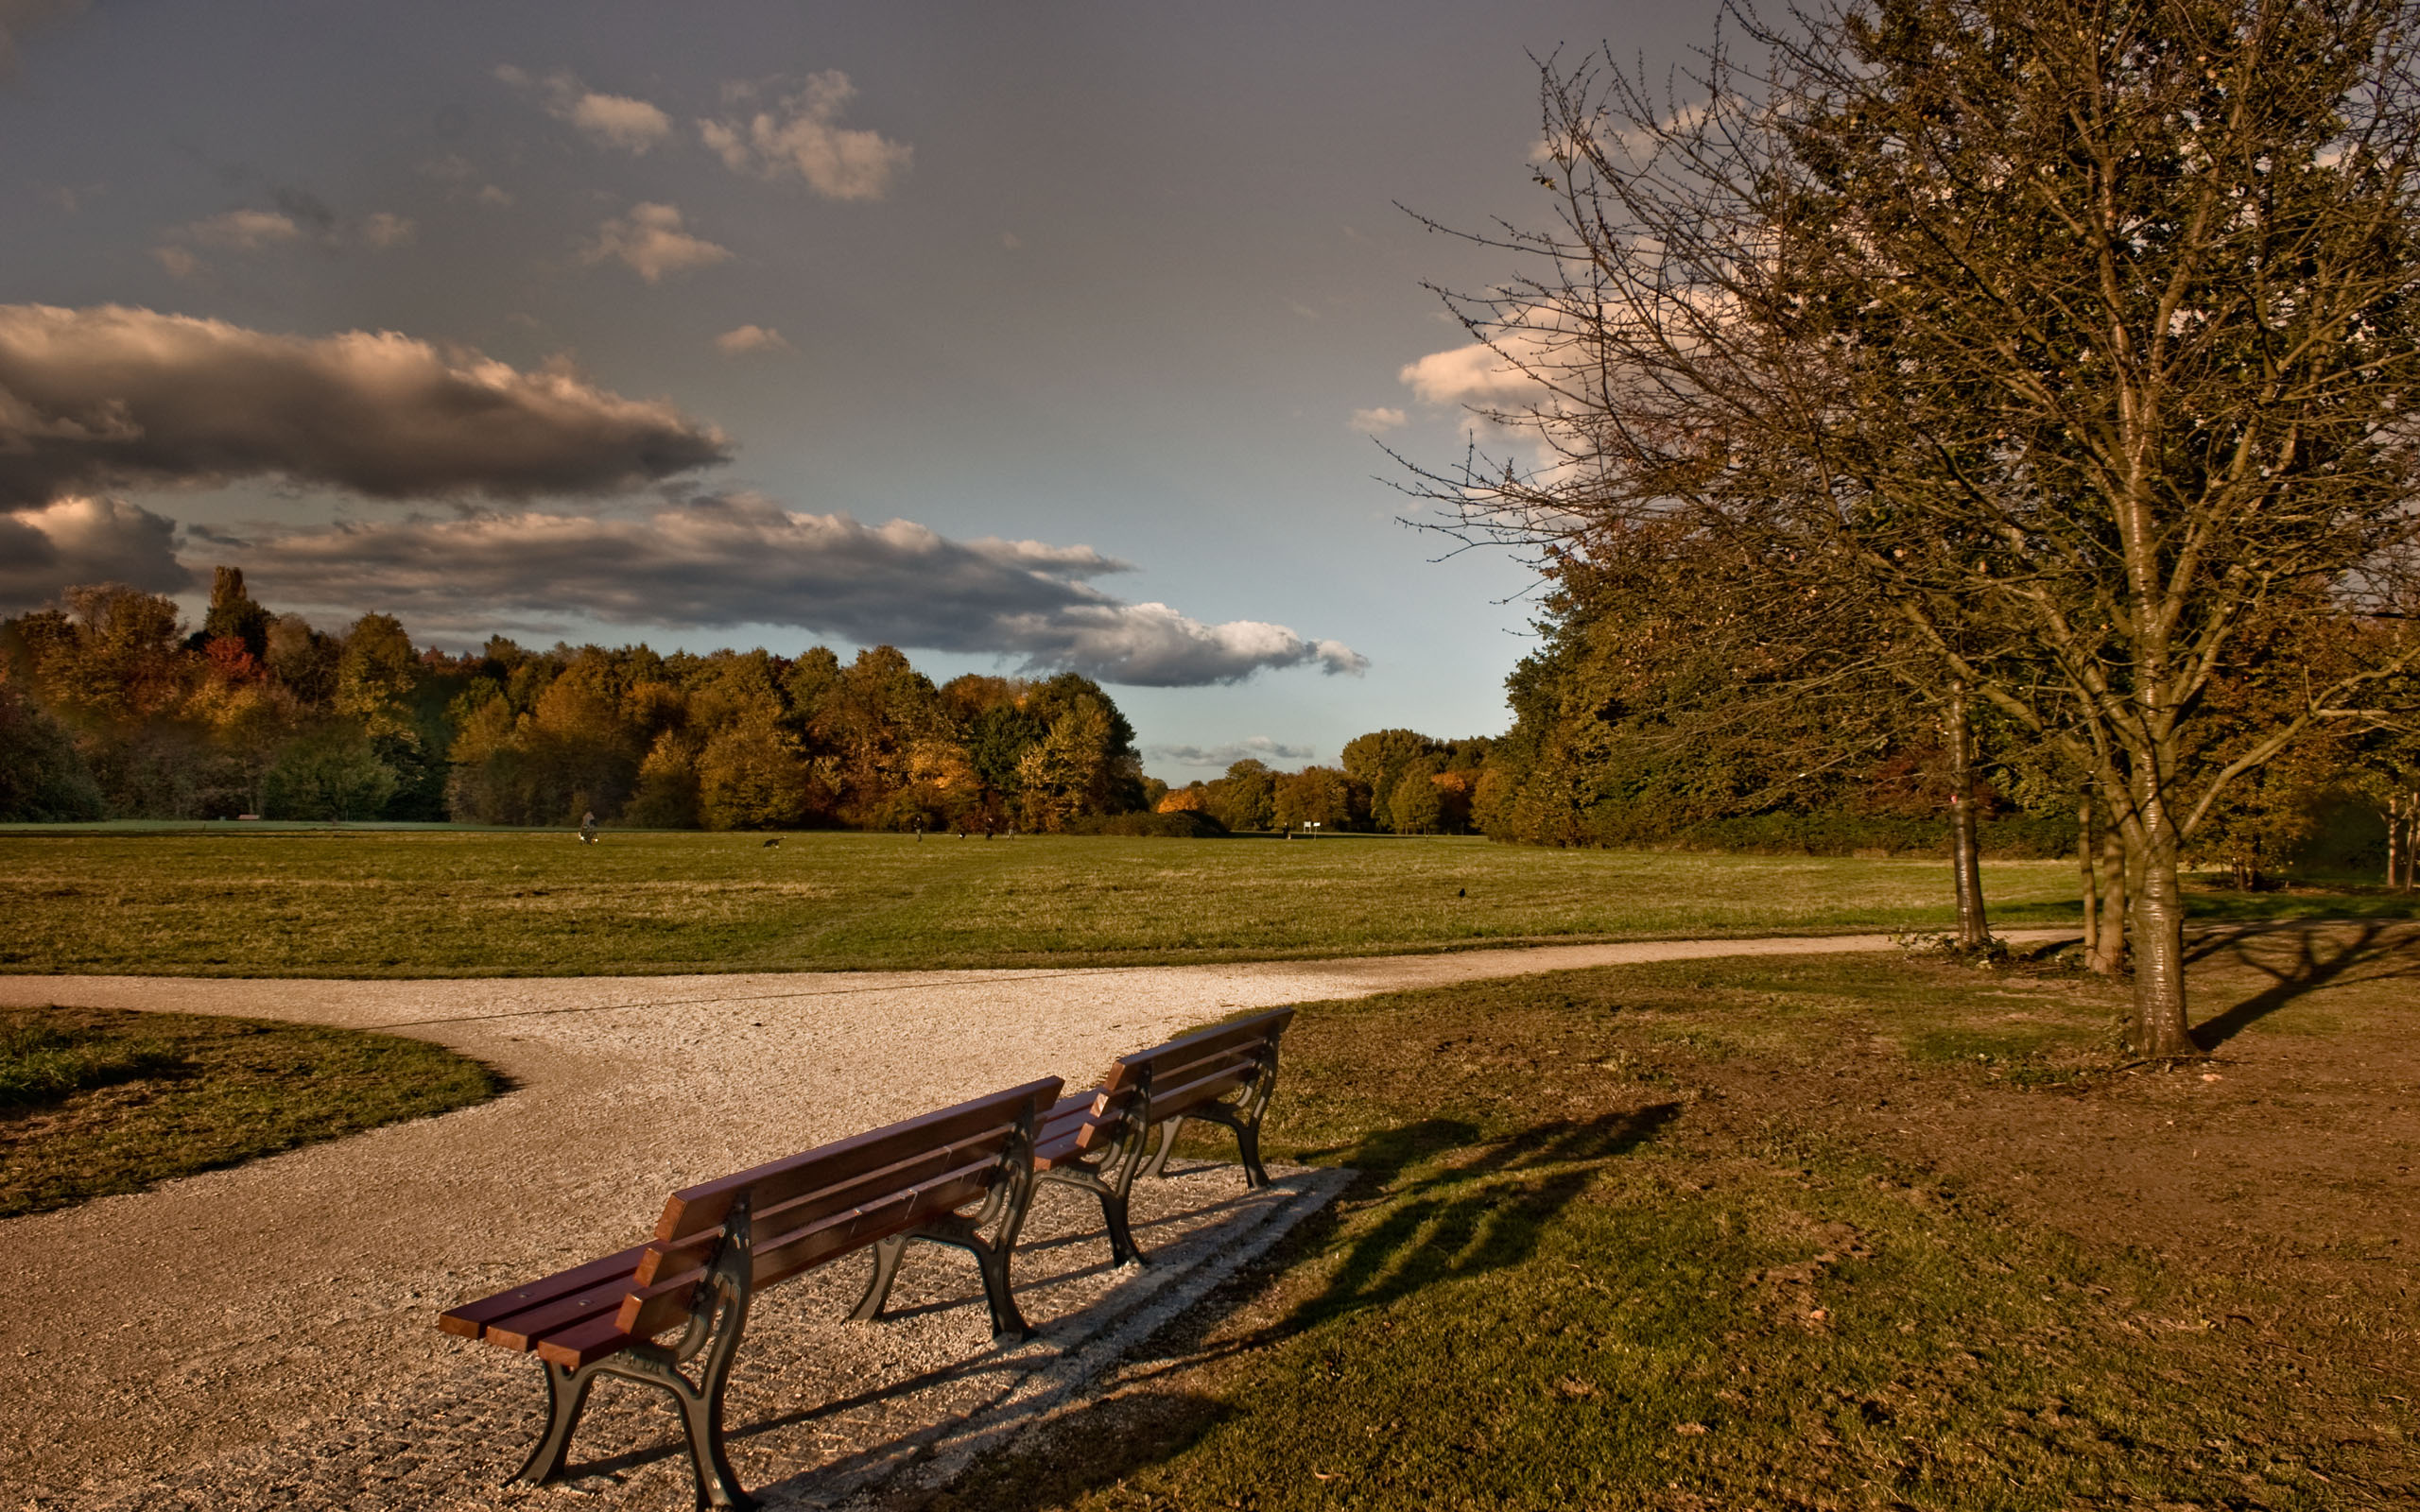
top-left (437, 1076), bottom-right (1062, 1510)
top-left (1032, 1007), bottom-right (1293, 1266)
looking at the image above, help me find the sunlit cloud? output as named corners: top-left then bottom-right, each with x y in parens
top-left (699, 70), bottom-right (911, 200)
top-left (0, 494), bottom-right (189, 612)
top-left (1349, 405), bottom-right (1406, 435)
top-left (224, 493), bottom-right (1366, 686)
top-left (582, 202), bottom-right (731, 284)
top-left (0, 302), bottom-right (731, 509)
top-left (496, 64), bottom-right (674, 154)
top-left (713, 323), bottom-right (792, 356)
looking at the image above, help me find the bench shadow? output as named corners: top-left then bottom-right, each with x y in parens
top-left (2188, 920), bottom-right (2418, 1050)
top-left (872, 1105), bottom-right (1682, 1512)
top-left (551, 1108), bottom-right (1677, 1507)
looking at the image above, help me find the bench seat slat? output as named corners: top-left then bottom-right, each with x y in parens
top-left (483, 1272), bottom-right (646, 1352)
top-left (533, 1314), bottom-right (642, 1370)
top-left (437, 1243), bottom-right (652, 1339)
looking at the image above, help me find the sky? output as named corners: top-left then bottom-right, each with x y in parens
top-left (0, 0), bottom-right (1714, 782)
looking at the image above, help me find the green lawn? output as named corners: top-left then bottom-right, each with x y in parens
top-left (938, 938), bottom-right (2420, 1510)
top-left (0, 1004), bottom-right (502, 1216)
top-left (0, 828), bottom-right (2122, 977)
top-left (4, 826), bottom-right (2408, 978)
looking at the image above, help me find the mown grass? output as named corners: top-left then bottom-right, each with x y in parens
top-left (0, 829), bottom-right (2122, 977)
top-left (0, 1005), bottom-right (503, 1216)
top-left (936, 949), bottom-right (2418, 1511)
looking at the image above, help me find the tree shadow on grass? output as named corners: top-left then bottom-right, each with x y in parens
top-left (2188, 920), bottom-right (2420, 1050)
top-left (1284, 1104), bottom-right (1680, 1331)
top-left (900, 1105), bottom-right (1682, 1512)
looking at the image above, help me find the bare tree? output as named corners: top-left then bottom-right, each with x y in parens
top-left (1407, 0), bottom-right (2420, 1054)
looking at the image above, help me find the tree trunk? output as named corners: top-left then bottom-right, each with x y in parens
top-left (2090, 824), bottom-right (2128, 975)
top-left (2127, 794), bottom-right (2196, 1057)
top-left (2078, 791), bottom-right (2100, 958)
top-left (1945, 679), bottom-right (1989, 950)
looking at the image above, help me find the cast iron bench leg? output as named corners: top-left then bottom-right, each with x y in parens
top-left (511, 1204), bottom-right (759, 1511)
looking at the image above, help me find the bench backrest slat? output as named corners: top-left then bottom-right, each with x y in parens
top-left (632, 1126), bottom-right (1020, 1287)
top-left (1101, 1008), bottom-right (1293, 1096)
top-left (1071, 1008), bottom-right (1292, 1153)
top-left (616, 1155), bottom-right (1008, 1338)
top-left (652, 1078), bottom-right (1061, 1244)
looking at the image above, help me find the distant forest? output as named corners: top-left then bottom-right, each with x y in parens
top-left (2, 567), bottom-right (2401, 874)
top-left (0, 570), bottom-right (1162, 832)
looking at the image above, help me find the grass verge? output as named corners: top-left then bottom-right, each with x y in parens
top-left (0, 1005), bottom-right (503, 1217)
top-left (932, 936), bottom-right (2420, 1510)
top-left (6, 828), bottom-right (2392, 978)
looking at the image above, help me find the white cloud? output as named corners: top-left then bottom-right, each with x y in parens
top-left (1399, 338), bottom-right (1548, 407)
top-left (360, 212), bottom-right (415, 249)
top-left (227, 493), bottom-right (1366, 686)
top-left (0, 302), bottom-right (731, 508)
top-left (713, 324), bottom-right (792, 356)
top-left (568, 91), bottom-right (672, 153)
top-left (0, 493), bottom-right (189, 612)
top-left (699, 70), bottom-right (911, 200)
top-left (150, 246), bottom-right (198, 281)
top-left (581, 202), bottom-right (731, 284)
top-left (476, 183), bottom-right (514, 209)
top-left (1349, 405), bottom-right (1407, 435)
top-left (498, 65), bottom-right (675, 154)
top-left (181, 208), bottom-right (302, 250)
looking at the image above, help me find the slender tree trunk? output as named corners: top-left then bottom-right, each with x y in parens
top-left (2127, 785), bottom-right (2196, 1057)
top-left (2078, 790), bottom-right (2100, 959)
top-left (1945, 679), bottom-right (1989, 950)
top-left (2091, 820), bottom-right (2128, 975)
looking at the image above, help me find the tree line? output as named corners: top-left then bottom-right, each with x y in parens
top-left (0, 569), bottom-right (1151, 833)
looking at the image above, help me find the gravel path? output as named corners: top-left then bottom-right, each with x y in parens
top-left (0, 930), bottom-right (2068, 1505)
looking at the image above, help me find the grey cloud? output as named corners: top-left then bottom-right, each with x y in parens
top-left (1143, 737), bottom-right (1320, 769)
top-left (0, 303), bottom-right (732, 509)
top-left (230, 493), bottom-right (1367, 687)
top-left (0, 494), bottom-right (192, 612)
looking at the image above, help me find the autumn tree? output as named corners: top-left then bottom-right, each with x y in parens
top-left (1413, 0), bottom-right (2420, 1052)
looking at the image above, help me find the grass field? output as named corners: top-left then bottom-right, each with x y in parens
top-left (0, 827), bottom-right (2098, 978)
top-left (5, 827), bottom-right (2408, 978)
top-left (0, 1004), bottom-right (501, 1216)
top-left (943, 930), bottom-right (2420, 1510)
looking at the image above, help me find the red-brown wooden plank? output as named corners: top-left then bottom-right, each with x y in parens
top-left (534, 1314), bottom-right (641, 1370)
top-left (654, 1078), bottom-right (1060, 1241)
top-left (1145, 1064), bottom-right (1253, 1122)
top-left (1109, 1010), bottom-right (1291, 1089)
top-left (438, 1243), bottom-right (651, 1341)
top-left (482, 1271), bottom-right (646, 1352)
top-left (631, 1128), bottom-right (1013, 1286)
